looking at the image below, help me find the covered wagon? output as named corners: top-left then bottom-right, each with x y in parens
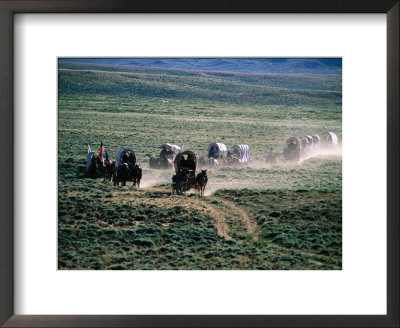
top-left (116, 148), bottom-right (136, 168)
top-left (149, 143), bottom-right (181, 169)
top-left (320, 132), bottom-right (338, 147)
top-left (172, 151), bottom-right (197, 194)
top-left (208, 142), bottom-right (227, 159)
top-left (227, 144), bottom-right (251, 165)
top-left (114, 148), bottom-right (141, 187)
top-left (283, 137), bottom-right (301, 161)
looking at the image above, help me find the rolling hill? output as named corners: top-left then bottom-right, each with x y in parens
top-left (59, 58), bottom-right (342, 75)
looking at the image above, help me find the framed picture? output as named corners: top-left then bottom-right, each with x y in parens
top-left (0, 1), bottom-right (398, 327)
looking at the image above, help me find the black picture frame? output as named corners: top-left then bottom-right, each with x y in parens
top-left (0, 1), bottom-right (398, 327)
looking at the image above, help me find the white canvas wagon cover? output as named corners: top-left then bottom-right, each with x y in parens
top-left (159, 143), bottom-right (181, 151)
top-left (232, 144), bottom-right (251, 163)
top-left (321, 132), bottom-right (338, 145)
top-left (208, 142), bottom-right (227, 157)
top-left (116, 148), bottom-right (136, 168)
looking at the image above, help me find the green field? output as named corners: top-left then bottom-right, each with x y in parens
top-left (58, 62), bottom-right (342, 270)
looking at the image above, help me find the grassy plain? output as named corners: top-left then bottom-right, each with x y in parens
top-left (58, 62), bottom-right (342, 270)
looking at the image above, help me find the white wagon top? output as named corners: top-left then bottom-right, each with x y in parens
top-left (321, 132), bottom-right (338, 145)
top-left (232, 144), bottom-right (251, 163)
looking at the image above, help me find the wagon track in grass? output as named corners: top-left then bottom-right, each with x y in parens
top-left (104, 184), bottom-right (265, 240)
top-left (109, 186), bottom-right (232, 239)
top-left (214, 197), bottom-right (257, 235)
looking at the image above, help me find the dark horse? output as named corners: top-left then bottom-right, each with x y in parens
top-left (103, 161), bottom-right (116, 181)
top-left (113, 163), bottom-right (142, 187)
top-left (195, 169), bottom-right (208, 196)
top-left (132, 164), bottom-right (142, 187)
top-left (88, 155), bottom-right (103, 179)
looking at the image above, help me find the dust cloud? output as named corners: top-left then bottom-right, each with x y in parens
top-left (140, 169), bottom-right (170, 188)
top-left (204, 145), bottom-right (342, 196)
top-left (299, 146), bottom-right (342, 163)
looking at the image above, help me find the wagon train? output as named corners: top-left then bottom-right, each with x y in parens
top-left (282, 131), bottom-right (340, 163)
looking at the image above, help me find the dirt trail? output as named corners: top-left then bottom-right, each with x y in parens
top-left (73, 182), bottom-right (258, 240)
top-left (110, 187), bottom-right (231, 239)
top-left (107, 182), bottom-right (262, 240)
top-left (214, 197), bottom-right (257, 235)
top-left (200, 202), bottom-right (231, 239)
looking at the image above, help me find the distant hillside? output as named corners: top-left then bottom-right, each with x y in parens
top-left (59, 58), bottom-right (342, 75)
top-left (58, 62), bottom-right (342, 108)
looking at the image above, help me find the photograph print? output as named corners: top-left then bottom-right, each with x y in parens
top-left (58, 58), bottom-right (342, 270)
